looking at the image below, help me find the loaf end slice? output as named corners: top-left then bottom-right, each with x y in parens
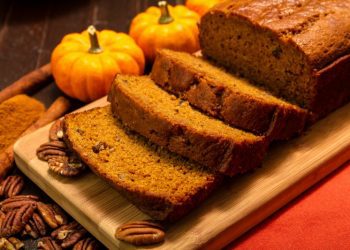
top-left (151, 49), bottom-right (308, 140)
top-left (63, 105), bottom-right (221, 222)
top-left (109, 75), bottom-right (269, 176)
top-left (200, 0), bottom-right (350, 118)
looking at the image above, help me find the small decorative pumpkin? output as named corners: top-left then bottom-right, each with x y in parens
top-left (51, 26), bottom-right (145, 102)
top-left (129, 1), bottom-right (200, 61)
top-left (186, 0), bottom-right (224, 16)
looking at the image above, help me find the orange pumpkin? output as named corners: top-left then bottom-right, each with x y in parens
top-left (51, 26), bottom-right (145, 102)
top-left (186, 0), bottom-right (224, 16)
top-left (129, 1), bottom-right (200, 61)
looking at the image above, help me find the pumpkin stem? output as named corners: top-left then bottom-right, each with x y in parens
top-left (87, 25), bottom-right (103, 54)
top-left (158, 1), bottom-right (174, 24)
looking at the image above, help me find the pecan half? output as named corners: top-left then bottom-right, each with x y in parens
top-left (37, 202), bottom-right (67, 229)
top-left (0, 237), bottom-right (24, 249)
top-left (38, 237), bottom-right (62, 250)
top-left (47, 156), bottom-right (85, 177)
top-left (8, 237), bottom-right (24, 249)
top-left (49, 120), bottom-right (64, 142)
top-left (115, 220), bottom-right (165, 246)
top-left (0, 204), bottom-right (36, 237)
top-left (37, 141), bottom-right (67, 152)
top-left (51, 221), bottom-right (88, 248)
top-left (37, 141), bottom-right (67, 162)
top-left (22, 212), bottom-right (47, 239)
top-left (0, 176), bottom-right (24, 198)
top-left (0, 209), bottom-right (5, 220)
top-left (72, 237), bottom-right (103, 250)
top-left (37, 127), bottom-right (86, 177)
top-left (38, 150), bottom-right (67, 162)
top-left (0, 195), bottom-right (38, 212)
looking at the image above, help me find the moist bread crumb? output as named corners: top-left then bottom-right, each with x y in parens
top-left (109, 75), bottom-right (269, 176)
top-left (151, 49), bottom-right (307, 140)
top-left (63, 105), bottom-right (221, 222)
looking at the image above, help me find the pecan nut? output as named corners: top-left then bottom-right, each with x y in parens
top-left (38, 150), bottom-right (67, 162)
top-left (38, 127), bottom-right (86, 177)
top-left (8, 237), bottom-right (23, 249)
top-left (37, 202), bottom-right (67, 229)
top-left (0, 195), bottom-right (38, 212)
top-left (38, 237), bottom-right (62, 250)
top-left (115, 220), bottom-right (165, 246)
top-left (72, 237), bottom-right (103, 250)
top-left (92, 142), bottom-right (109, 153)
top-left (22, 212), bottom-right (47, 239)
top-left (51, 221), bottom-right (88, 248)
top-left (0, 204), bottom-right (36, 237)
top-left (0, 237), bottom-right (24, 249)
top-left (37, 141), bottom-right (67, 162)
top-left (49, 120), bottom-right (64, 141)
top-left (0, 176), bottom-right (24, 198)
top-left (37, 141), bottom-right (67, 152)
top-left (47, 156), bottom-right (85, 177)
top-left (0, 209), bottom-right (5, 220)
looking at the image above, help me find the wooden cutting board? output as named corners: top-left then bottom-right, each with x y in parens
top-left (14, 97), bottom-right (350, 249)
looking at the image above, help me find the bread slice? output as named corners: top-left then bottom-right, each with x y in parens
top-left (151, 49), bottom-right (307, 140)
top-left (200, 0), bottom-right (350, 119)
top-left (108, 75), bottom-right (269, 176)
top-left (63, 105), bottom-right (221, 222)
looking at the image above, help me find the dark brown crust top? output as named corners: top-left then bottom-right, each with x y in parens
top-left (63, 107), bottom-right (221, 222)
top-left (151, 50), bottom-right (307, 140)
top-left (211, 0), bottom-right (350, 69)
top-left (109, 76), bottom-right (269, 176)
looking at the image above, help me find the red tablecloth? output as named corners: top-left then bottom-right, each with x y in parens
top-left (229, 161), bottom-right (350, 249)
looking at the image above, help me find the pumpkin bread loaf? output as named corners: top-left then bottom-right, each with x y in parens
top-left (108, 75), bottom-right (269, 176)
top-left (200, 0), bottom-right (350, 119)
top-left (63, 105), bottom-right (221, 222)
top-left (0, 95), bottom-right (45, 153)
top-left (151, 49), bottom-right (307, 140)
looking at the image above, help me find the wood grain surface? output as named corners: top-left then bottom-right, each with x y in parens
top-left (14, 97), bottom-right (350, 249)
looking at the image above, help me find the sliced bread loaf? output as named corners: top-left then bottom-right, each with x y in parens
top-left (108, 75), bottom-right (269, 176)
top-left (63, 105), bottom-right (221, 222)
top-left (200, 0), bottom-right (350, 119)
top-left (151, 49), bottom-right (307, 140)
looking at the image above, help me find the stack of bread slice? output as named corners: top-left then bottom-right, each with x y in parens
top-left (63, 0), bottom-right (350, 222)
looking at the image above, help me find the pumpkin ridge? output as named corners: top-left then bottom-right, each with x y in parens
top-left (54, 52), bottom-right (83, 99)
top-left (68, 55), bottom-right (89, 100)
top-left (96, 54), bottom-right (116, 96)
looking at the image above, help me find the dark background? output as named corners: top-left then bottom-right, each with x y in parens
top-left (0, 0), bottom-right (184, 105)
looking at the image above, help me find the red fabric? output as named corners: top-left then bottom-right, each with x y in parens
top-left (229, 162), bottom-right (350, 250)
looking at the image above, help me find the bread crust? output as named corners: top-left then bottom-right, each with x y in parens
top-left (210, 0), bottom-right (350, 70)
top-left (200, 0), bottom-right (350, 118)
